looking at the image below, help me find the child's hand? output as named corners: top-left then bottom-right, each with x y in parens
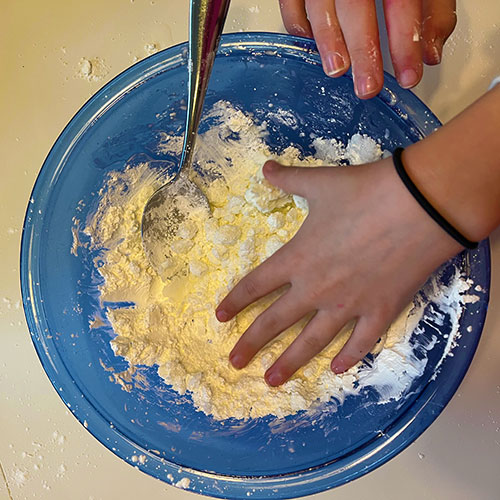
top-left (216, 158), bottom-right (462, 386)
top-left (278, 0), bottom-right (457, 98)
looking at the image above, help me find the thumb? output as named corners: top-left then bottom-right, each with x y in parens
top-left (262, 160), bottom-right (313, 198)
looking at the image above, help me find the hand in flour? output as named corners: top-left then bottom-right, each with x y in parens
top-left (217, 84), bottom-right (500, 386)
top-left (278, 0), bottom-right (457, 97)
top-left (217, 158), bottom-right (462, 385)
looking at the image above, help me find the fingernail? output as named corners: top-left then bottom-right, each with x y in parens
top-left (263, 160), bottom-right (278, 173)
top-left (216, 309), bottom-right (230, 322)
top-left (430, 38), bottom-right (444, 64)
top-left (324, 52), bottom-right (346, 77)
top-left (265, 371), bottom-right (282, 387)
top-left (355, 74), bottom-right (377, 98)
top-left (230, 353), bottom-right (245, 369)
top-left (398, 68), bottom-right (419, 89)
top-left (331, 359), bottom-right (346, 374)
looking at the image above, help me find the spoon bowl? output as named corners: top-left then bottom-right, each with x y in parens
top-left (141, 172), bottom-right (210, 276)
top-left (141, 0), bottom-right (229, 277)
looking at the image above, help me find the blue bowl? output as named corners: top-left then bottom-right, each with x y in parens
top-left (21, 33), bottom-right (490, 499)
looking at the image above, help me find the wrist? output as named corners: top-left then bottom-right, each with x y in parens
top-left (366, 158), bottom-right (464, 265)
top-left (402, 143), bottom-right (475, 242)
top-left (393, 148), bottom-right (477, 249)
top-left (403, 140), bottom-right (491, 243)
top-left (402, 87), bottom-right (500, 243)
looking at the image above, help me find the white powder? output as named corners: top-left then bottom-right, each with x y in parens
top-left (77, 57), bottom-right (109, 82)
top-left (80, 101), bottom-right (474, 421)
top-left (12, 468), bottom-right (27, 487)
top-left (144, 43), bottom-right (160, 55)
top-left (51, 431), bottom-right (65, 446)
top-left (131, 454), bottom-right (146, 464)
top-left (175, 477), bottom-right (191, 489)
top-left (56, 464), bottom-right (66, 479)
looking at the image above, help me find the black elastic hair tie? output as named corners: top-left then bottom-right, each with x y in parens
top-left (392, 147), bottom-right (478, 250)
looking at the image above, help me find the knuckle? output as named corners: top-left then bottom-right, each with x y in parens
top-left (349, 43), bottom-right (380, 63)
top-left (304, 278), bottom-right (336, 306)
top-left (257, 310), bottom-right (281, 333)
top-left (313, 25), bottom-right (341, 41)
top-left (306, 286), bottom-right (324, 304)
top-left (288, 23), bottom-right (309, 37)
top-left (241, 276), bottom-right (260, 299)
top-left (301, 333), bottom-right (324, 353)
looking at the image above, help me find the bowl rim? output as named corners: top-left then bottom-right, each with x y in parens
top-left (20, 31), bottom-right (491, 499)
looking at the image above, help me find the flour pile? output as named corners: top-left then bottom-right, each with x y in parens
top-left (80, 101), bottom-right (471, 420)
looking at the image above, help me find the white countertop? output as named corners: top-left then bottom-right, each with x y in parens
top-left (1, 1), bottom-right (499, 499)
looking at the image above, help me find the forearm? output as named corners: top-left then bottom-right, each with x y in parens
top-left (404, 84), bottom-right (500, 242)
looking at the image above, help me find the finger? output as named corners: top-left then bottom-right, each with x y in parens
top-left (304, 0), bottom-right (350, 77)
top-left (279, 0), bottom-right (313, 38)
top-left (229, 290), bottom-right (312, 369)
top-left (422, 0), bottom-right (457, 65)
top-left (330, 314), bottom-right (388, 373)
top-left (265, 311), bottom-right (348, 386)
top-left (263, 160), bottom-right (324, 198)
top-left (383, 0), bottom-right (423, 89)
top-left (335, 0), bottom-right (384, 99)
top-left (216, 248), bottom-right (291, 322)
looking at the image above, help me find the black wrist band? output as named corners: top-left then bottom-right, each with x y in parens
top-left (392, 147), bottom-right (478, 250)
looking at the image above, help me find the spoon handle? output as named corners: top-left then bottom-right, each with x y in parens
top-left (179, 0), bottom-right (231, 173)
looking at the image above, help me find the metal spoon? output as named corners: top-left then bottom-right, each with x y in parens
top-left (141, 0), bottom-right (230, 276)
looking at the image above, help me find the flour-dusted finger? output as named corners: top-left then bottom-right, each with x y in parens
top-left (335, 0), bottom-right (383, 98)
top-left (264, 311), bottom-right (349, 386)
top-left (229, 290), bottom-right (312, 369)
top-left (422, 0), bottom-right (457, 65)
top-left (279, 0), bottom-right (313, 38)
top-left (383, 0), bottom-right (423, 89)
top-left (304, 0), bottom-right (349, 77)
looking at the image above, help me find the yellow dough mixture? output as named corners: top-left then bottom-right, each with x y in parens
top-left (81, 101), bottom-right (465, 420)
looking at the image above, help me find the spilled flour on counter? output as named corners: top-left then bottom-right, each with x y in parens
top-left (79, 101), bottom-right (475, 420)
top-left (77, 57), bottom-right (109, 82)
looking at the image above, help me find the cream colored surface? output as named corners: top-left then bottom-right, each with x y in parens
top-left (1, 0), bottom-right (499, 499)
